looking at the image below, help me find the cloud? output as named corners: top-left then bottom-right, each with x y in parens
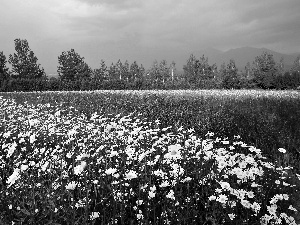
top-left (0, 0), bottom-right (299, 74)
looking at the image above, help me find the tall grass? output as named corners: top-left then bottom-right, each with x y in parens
top-left (2, 90), bottom-right (300, 171)
top-left (0, 90), bottom-right (300, 224)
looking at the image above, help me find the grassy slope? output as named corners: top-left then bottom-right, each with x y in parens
top-left (1, 90), bottom-right (300, 172)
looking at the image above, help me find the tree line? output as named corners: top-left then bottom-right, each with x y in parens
top-left (1, 38), bottom-right (300, 92)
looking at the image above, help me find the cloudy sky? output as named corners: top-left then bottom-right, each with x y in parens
top-left (0, 0), bottom-right (300, 74)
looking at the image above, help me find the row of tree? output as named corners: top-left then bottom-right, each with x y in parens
top-left (1, 38), bottom-right (300, 92)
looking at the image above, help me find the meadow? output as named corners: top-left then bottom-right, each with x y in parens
top-left (0, 89), bottom-right (300, 224)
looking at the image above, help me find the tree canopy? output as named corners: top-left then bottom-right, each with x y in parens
top-left (8, 39), bottom-right (45, 79)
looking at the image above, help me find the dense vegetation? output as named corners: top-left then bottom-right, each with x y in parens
top-left (1, 39), bottom-right (300, 92)
top-left (1, 90), bottom-right (300, 224)
top-left (2, 90), bottom-right (300, 171)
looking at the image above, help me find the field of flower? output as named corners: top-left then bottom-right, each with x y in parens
top-left (1, 90), bottom-right (300, 225)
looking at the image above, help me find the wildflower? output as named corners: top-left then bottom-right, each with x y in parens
top-left (219, 181), bottom-right (231, 190)
top-left (247, 191), bottom-right (254, 198)
top-left (283, 181), bottom-right (290, 186)
top-left (125, 170), bottom-right (138, 180)
top-left (251, 182), bottom-right (259, 187)
top-left (241, 199), bottom-right (251, 209)
top-left (65, 181), bottom-right (77, 190)
top-left (181, 177), bottom-right (192, 182)
top-left (267, 204), bottom-right (277, 215)
top-left (30, 134), bottom-right (36, 144)
top-left (41, 161), bottom-right (49, 172)
top-left (260, 215), bottom-right (272, 225)
top-left (109, 151), bottom-right (118, 157)
top-left (136, 200), bottom-right (143, 205)
top-left (137, 210), bottom-right (143, 220)
top-left (125, 147), bottom-right (135, 157)
top-left (251, 202), bottom-right (261, 214)
top-left (160, 180), bottom-right (170, 188)
top-left (278, 148), bottom-right (286, 153)
top-left (288, 205), bottom-right (297, 211)
top-left (93, 180), bottom-right (99, 184)
top-left (75, 199), bottom-right (86, 208)
top-left (7, 169), bottom-right (20, 187)
top-left (228, 201), bottom-right (236, 207)
top-left (7, 142), bottom-right (17, 158)
top-left (105, 168), bottom-right (117, 175)
top-left (148, 185), bottom-right (156, 199)
top-left (9, 205), bottom-right (12, 210)
top-left (206, 132), bottom-right (214, 137)
top-left (282, 194), bottom-right (289, 200)
top-left (3, 131), bottom-right (11, 138)
top-left (35, 209), bottom-right (38, 213)
top-left (228, 213), bottom-right (235, 220)
top-left (215, 188), bottom-right (222, 193)
top-left (164, 144), bottom-right (182, 160)
top-left (216, 194), bottom-right (228, 204)
top-left (280, 213), bottom-right (297, 225)
top-left (74, 161), bottom-right (87, 175)
top-left (153, 169), bottom-right (166, 178)
top-left (20, 164), bottom-right (28, 172)
top-left (166, 190), bottom-right (175, 200)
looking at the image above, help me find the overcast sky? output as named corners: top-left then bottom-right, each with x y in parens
top-left (1, 0), bottom-right (300, 74)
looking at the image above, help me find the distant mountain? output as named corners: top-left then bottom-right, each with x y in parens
top-left (193, 47), bottom-right (297, 71)
top-left (193, 47), bottom-right (223, 61)
top-left (290, 52), bottom-right (300, 57)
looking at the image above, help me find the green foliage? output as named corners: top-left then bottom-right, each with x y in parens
top-left (222, 59), bottom-right (241, 89)
top-left (93, 59), bottom-right (108, 83)
top-left (252, 52), bottom-right (279, 89)
top-left (0, 91), bottom-right (300, 224)
top-left (0, 51), bottom-right (10, 89)
top-left (57, 49), bottom-right (92, 82)
top-left (183, 54), bottom-right (216, 86)
top-left (3, 78), bottom-right (48, 92)
top-left (8, 39), bottom-right (45, 79)
top-left (290, 56), bottom-right (300, 74)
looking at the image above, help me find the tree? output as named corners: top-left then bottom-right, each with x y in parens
top-left (169, 61), bottom-right (176, 82)
top-left (129, 61), bottom-right (139, 83)
top-left (222, 59), bottom-right (240, 89)
top-left (136, 63), bottom-right (145, 81)
top-left (0, 51), bottom-right (10, 87)
top-left (197, 55), bottom-right (214, 80)
top-left (93, 59), bottom-right (108, 82)
top-left (244, 62), bottom-right (252, 79)
top-left (148, 60), bottom-right (160, 86)
top-left (108, 63), bottom-right (118, 81)
top-left (116, 59), bottom-right (123, 80)
top-left (183, 54), bottom-right (215, 87)
top-left (291, 55), bottom-right (300, 73)
top-left (121, 60), bottom-right (130, 82)
top-left (57, 49), bottom-right (91, 81)
top-left (183, 54), bottom-right (197, 85)
top-left (252, 52), bottom-right (278, 89)
top-left (159, 60), bottom-right (170, 84)
top-left (8, 39), bottom-right (45, 79)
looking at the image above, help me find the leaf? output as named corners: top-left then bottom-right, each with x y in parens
top-left (21, 208), bottom-right (31, 216)
top-left (48, 200), bottom-right (55, 208)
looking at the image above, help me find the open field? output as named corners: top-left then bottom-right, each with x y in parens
top-left (1, 90), bottom-right (300, 224)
